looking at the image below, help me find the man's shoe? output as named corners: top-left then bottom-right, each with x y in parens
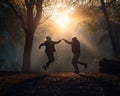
top-left (43, 66), bottom-right (47, 71)
top-left (74, 70), bottom-right (80, 74)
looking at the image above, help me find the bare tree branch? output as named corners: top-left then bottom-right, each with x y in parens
top-left (39, 15), bottom-right (52, 24)
top-left (107, 0), bottom-right (116, 7)
top-left (34, 0), bottom-right (43, 28)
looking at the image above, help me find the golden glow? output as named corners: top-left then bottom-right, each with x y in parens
top-left (55, 12), bottom-right (70, 28)
top-left (51, 4), bottom-right (73, 29)
top-left (41, 3), bottom-right (99, 56)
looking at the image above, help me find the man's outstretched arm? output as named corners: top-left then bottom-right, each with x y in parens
top-left (54, 40), bottom-right (62, 44)
top-left (39, 43), bottom-right (45, 49)
top-left (63, 39), bottom-right (72, 44)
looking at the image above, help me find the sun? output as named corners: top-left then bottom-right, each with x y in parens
top-left (51, 8), bottom-right (72, 29)
top-left (49, 3), bottom-right (74, 29)
top-left (55, 12), bottom-right (70, 28)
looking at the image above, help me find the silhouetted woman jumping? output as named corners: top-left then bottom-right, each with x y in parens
top-left (39, 36), bottom-right (61, 70)
top-left (63, 36), bottom-right (87, 74)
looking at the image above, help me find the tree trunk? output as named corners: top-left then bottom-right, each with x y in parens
top-left (22, 31), bottom-right (34, 72)
top-left (100, 0), bottom-right (119, 58)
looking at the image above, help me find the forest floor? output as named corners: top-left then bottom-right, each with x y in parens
top-left (0, 72), bottom-right (120, 96)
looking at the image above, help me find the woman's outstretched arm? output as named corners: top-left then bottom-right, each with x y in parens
top-left (63, 39), bottom-right (72, 44)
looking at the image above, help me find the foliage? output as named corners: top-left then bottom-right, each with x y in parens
top-left (0, 0), bottom-right (24, 48)
top-left (68, 0), bottom-right (120, 32)
top-left (1, 0), bottom-right (120, 71)
top-left (108, 1), bottom-right (120, 23)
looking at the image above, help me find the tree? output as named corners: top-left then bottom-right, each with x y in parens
top-left (6, 0), bottom-right (61, 72)
top-left (100, 0), bottom-right (119, 58)
top-left (6, 0), bottom-right (44, 72)
top-left (71, 0), bottom-right (120, 58)
top-left (5, 0), bottom-right (120, 72)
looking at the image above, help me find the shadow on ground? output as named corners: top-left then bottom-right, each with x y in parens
top-left (2, 72), bottom-right (120, 96)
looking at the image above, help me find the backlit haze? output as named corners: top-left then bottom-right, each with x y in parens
top-left (0, 1), bottom-right (113, 72)
top-left (31, 2), bottom-right (112, 73)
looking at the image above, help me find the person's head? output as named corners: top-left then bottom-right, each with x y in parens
top-left (46, 36), bottom-right (51, 41)
top-left (71, 36), bottom-right (77, 42)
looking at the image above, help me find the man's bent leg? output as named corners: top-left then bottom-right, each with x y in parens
top-left (51, 53), bottom-right (55, 62)
top-left (72, 55), bottom-right (80, 73)
top-left (77, 61), bottom-right (87, 69)
top-left (43, 53), bottom-right (51, 70)
top-left (44, 52), bottom-right (55, 70)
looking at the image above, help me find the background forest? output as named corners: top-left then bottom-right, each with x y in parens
top-left (0, 0), bottom-right (120, 72)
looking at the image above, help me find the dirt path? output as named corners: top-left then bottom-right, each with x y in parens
top-left (1, 72), bottom-right (120, 96)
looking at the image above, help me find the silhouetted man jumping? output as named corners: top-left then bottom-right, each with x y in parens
top-left (63, 36), bottom-right (87, 74)
top-left (39, 36), bottom-right (61, 70)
